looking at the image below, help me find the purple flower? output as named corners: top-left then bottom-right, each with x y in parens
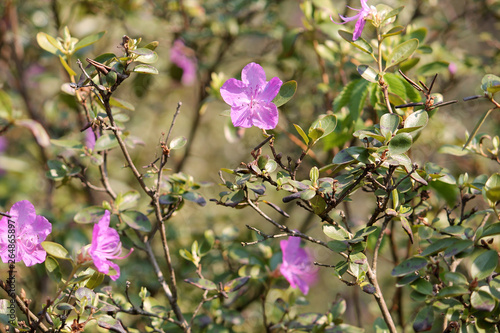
top-left (86, 211), bottom-right (133, 281)
top-left (220, 62), bottom-right (283, 130)
top-left (448, 62), bottom-right (457, 76)
top-left (84, 128), bottom-right (96, 151)
top-left (0, 200), bottom-right (52, 266)
top-left (280, 236), bottom-right (318, 295)
top-left (331, 0), bottom-right (376, 41)
top-left (170, 39), bottom-right (197, 86)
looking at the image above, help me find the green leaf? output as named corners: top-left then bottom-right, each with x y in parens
top-left (413, 306), bottom-right (434, 332)
top-left (357, 65), bottom-right (379, 83)
top-left (484, 173), bottom-right (500, 204)
top-left (115, 191), bottom-right (140, 211)
top-left (94, 134), bottom-right (119, 151)
top-left (443, 240), bottom-right (473, 258)
top-left (182, 191), bottom-right (207, 206)
top-left (338, 30), bottom-right (373, 55)
top-left (46, 160), bottom-right (68, 181)
top-left (85, 270), bottom-right (105, 289)
top-left (437, 286), bottom-right (469, 297)
top-left (382, 26), bottom-right (405, 38)
top-left (380, 113), bottom-right (400, 138)
top-left (131, 48), bottom-right (158, 64)
top-left (334, 79), bottom-right (357, 112)
top-left (74, 31), bottom-right (106, 52)
top-left (480, 222), bottom-right (500, 239)
top-left (417, 61), bottom-right (450, 76)
top-left (45, 256), bottom-right (62, 283)
top-left (184, 278), bottom-right (217, 291)
top-left (323, 224), bottom-right (351, 241)
top-left (349, 79), bottom-right (370, 120)
top-left (385, 73), bottom-right (408, 100)
top-left (169, 136), bottom-right (187, 150)
top-left (407, 27), bottom-right (427, 43)
top-left (294, 124), bottom-right (309, 145)
top-left (388, 133), bottom-right (412, 155)
top-left (224, 276), bottom-right (250, 292)
top-left (272, 80), bottom-right (297, 107)
top-left (420, 238), bottom-right (457, 257)
top-left (74, 206), bottom-right (106, 224)
top-left (481, 74), bottom-right (500, 95)
top-left (300, 189), bottom-right (316, 200)
top-left (309, 114), bottom-right (337, 139)
top-left (444, 272), bottom-right (468, 285)
top-left (403, 110), bottom-right (428, 137)
top-left (391, 257), bottom-right (427, 276)
top-left (51, 139), bottom-right (84, 150)
top-left (97, 315), bottom-right (127, 333)
top-left (410, 278), bottom-right (433, 296)
top-left (471, 250), bottom-right (498, 280)
top-left (41, 241), bottom-right (71, 260)
top-left (385, 39), bottom-right (419, 71)
top-left (36, 32), bottom-right (63, 55)
top-left (373, 317), bottom-right (390, 333)
top-left (143, 41), bottom-right (159, 51)
top-left (470, 290), bottom-right (496, 312)
top-left (120, 210), bottom-right (152, 232)
top-left (109, 97), bottom-right (135, 111)
top-left (308, 127), bottom-right (325, 143)
top-left (133, 64), bottom-right (159, 75)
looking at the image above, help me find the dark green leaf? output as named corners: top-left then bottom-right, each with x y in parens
top-left (120, 210), bottom-right (152, 232)
top-left (224, 276), bottom-right (250, 292)
top-left (388, 133), bottom-right (412, 155)
top-left (410, 278), bottom-right (433, 296)
top-left (471, 250), bottom-right (498, 280)
top-left (391, 257), bottom-right (427, 276)
top-left (413, 306), bottom-right (434, 332)
top-left (97, 315), bottom-right (127, 333)
top-left (182, 191), bottom-right (207, 206)
top-left (46, 160), bottom-right (68, 181)
top-left (437, 286), bottom-right (469, 298)
top-left (45, 256), bottom-right (62, 283)
top-left (443, 240), bottom-right (473, 258)
top-left (272, 80), bottom-right (297, 107)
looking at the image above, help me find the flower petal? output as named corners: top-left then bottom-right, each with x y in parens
top-left (10, 200), bottom-right (36, 233)
top-left (230, 104), bottom-right (253, 128)
top-left (20, 245), bottom-right (47, 267)
top-left (258, 77), bottom-right (283, 103)
top-left (353, 17), bottom-right (367, 40)
top-left (241, 62), bottom-right (266, 98)
top-left (221, 79), bottom-right (250, 107)
top-left (250, 102), bottom-right (279, 130)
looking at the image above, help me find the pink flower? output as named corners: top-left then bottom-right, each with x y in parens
top-left (279, 236), bottom-right (318, 295)
top-left (87, 211), bottom-right (133, 281)
top-left (170, 39), bottom-right (197, 86)
top-left (0, 200), bottom-right (52, 266)
top-left (448, 62), bottom-right (457, 76)
top-left (220, 62), bottom-right (283, 130)
top-left (331, 0), bottom-right (376, 41)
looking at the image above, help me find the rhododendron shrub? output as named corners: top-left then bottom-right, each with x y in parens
top-left (1, 1), bottom-right (500, 333)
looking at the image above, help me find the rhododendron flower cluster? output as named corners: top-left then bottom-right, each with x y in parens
top-left (220, 62), bottom-right (282, 130)
top-left (0, 200), bottom-right (52, 267)
top-left (280, 236), bottom-right (318, 295)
